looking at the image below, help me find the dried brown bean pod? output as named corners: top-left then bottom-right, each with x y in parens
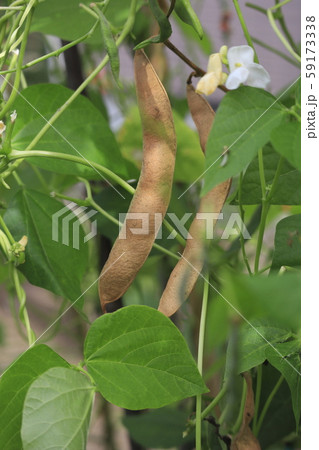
top-left (158, 84), bottom-right (231, 317)
top-left (99, 49), bottom-right (176, 311)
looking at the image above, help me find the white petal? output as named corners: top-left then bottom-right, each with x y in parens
top-left (196, 72), bottom-right (219, 95)
top-left (225, 67), bottom-right (249, 90)
top-left (246, 63), bottom-right (271, 89)
top-left (227, 45), bottom-right (254, 71)
top-left (207, 53), bottom-right (222, 74)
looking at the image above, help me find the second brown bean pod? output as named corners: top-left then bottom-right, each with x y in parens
top-left (158, 84), bottom-right (231, 317)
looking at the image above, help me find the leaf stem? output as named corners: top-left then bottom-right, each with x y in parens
top-left (255, 374), bottom-right (284, 436)
top-left (195, 275), bottom-right (209, 449)
top-left (232, 0), bottom-right (259, 62)
top-left (6, 150), bottom-right (187, 246)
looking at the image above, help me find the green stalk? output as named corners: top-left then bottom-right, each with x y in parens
top-left (7, 149), bottom-right (186, 246)
top-left (201, 385), bottom-right (227, 421)
top-left (255, 375), bottom-right (284, 436)
top-left (232, 376), bottom-right (247, 434)
top-left (12, 265), bottom-right (36, 346)
top-left (252, 365), bottom-right (262, 434)
top-left (0, 5), bottom-right (34, 119)
top-left (0, 214), bottom-right (15, 244)
top-left (267, 1), bottom-right (300, 62)
top-left (238, 172), bottom-right (252, 275)
top-left (195, 276), bottom-right (209, 450)
top-left (8, 149), bottom-right (136, 193)
top-left (254, 149), bottom-right (267, 273)
top-left (189, 384), bottom-right (227, 428)
top-left (232, 0), bottom-right (259, 62)
top-left (275, 0), bottom-right (299, 54)
top-left (251, 37), bottom-right (300, 67)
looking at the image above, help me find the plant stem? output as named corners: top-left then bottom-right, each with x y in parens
top-left (12, 265), bottom-right (36, 346)
top-left (255, 375), bottom-right (284, 436)
top-left (196, 277), bottom-right (209, 450)
top-left (0, 214), bottom-right (15, 244)
top-left (251, 37), bottom-right (300, 67)
top-left (6, 150), bottom-right (187, 246)
top-left (267, 2), bottom-right (301, 62)
top-left (201, 385), bottom-right (227, 421)
top-left (232, 375), bottom-right (247, 434)
top-left (252, 365), bottom-right (262, 434)
top-left (8, 149), bottom-right (136, 193)
top-left (254, 148), bottom-right (267, 273)
top-left (164, 40), bottom-right (228, 93)
top-left (238, 172), bottom-right (252, 275)
top-left (245, 3), bottom-right (267, 15)
top-left (275, 0), bottom-right (299, 54)
top-left (0, 3), bottom-right (34, 119)
top-left (232, 0), bottom-right (259, 62)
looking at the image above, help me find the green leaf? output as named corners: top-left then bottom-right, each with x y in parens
top-left (93, 6), bottom-right (121, 85)
top-left (122, 407), bottom-right (195, 448)
top-left (238, 145), bottom-right (301, 205)
top-left (202, 87), bottom-right (285, 195)
top-left (266, 346), bottom-right (301, 428)
top-left (31, 0), bottom-right (98, 42)
top-left (271, 120), bottom-right (301, 169)
top-left (12, 84), bottom-right (126, 179)
top-left (4, 189), bottom-right (89, 305)
top-left (222, 272), bottom-right (301, 331)
top-left (134, 0), bottom-right (172, 49)
top-left (117, 106), bottom-right (205, 183)
top-left (84, 305), bottom-right (208, 409)
top-left (174, 0), bottom-right (203, 39)
top-left (271, 214), bottom-right (301, 270)
top-left (0, 345), bottom-right (69, 450)
top-left (231, 321), bottom-right (292, 373)
top-left (21, 367), bottom-right (94, 450)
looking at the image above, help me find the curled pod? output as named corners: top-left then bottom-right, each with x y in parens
top-left (158, 84), bottom-right (231, 317)
top-left (99, 49), bottom-right (176, 312)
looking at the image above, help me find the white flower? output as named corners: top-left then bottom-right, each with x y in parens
top-left (196, 53), bottom-right (228, 96)
top-left (225, 45), bottom-right (270, 90)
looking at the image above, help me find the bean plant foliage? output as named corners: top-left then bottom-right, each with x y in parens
top-left (0, 0), bottom-right (300, 449)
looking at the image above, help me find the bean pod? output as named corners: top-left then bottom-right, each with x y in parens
top-left (99, 49), bottom-right (176, 312)
top-left (158, 84), bottom-right (231, 317)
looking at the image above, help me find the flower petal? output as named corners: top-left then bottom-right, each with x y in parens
top-left (225, 66), bottom-right (249, 90)
top-left (246, 63), bottom-right (271, 89)
top-left (227, 45), bottom-right (254, 71)
top-left (196, 72), bottom-right (219, 96)
top-left (207, 53), bottom-right (222, 74)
